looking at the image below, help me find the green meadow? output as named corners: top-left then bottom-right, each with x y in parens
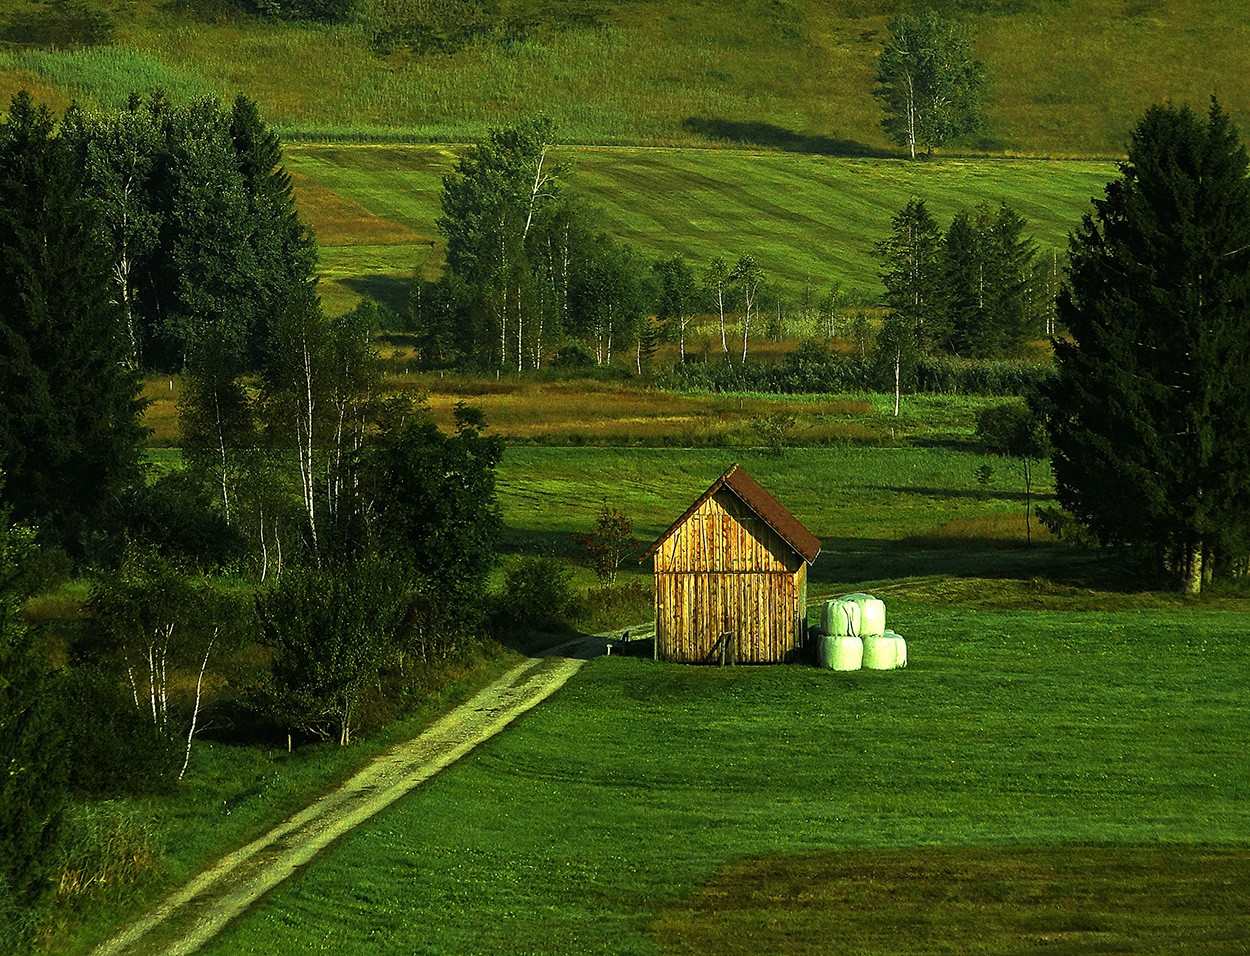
top-left (286, 144), bottom-right (1113, 314)
top-left (198, 599), bottom-right (1250, 954)
top-left (184, 448), bottom-right (1249, 954)
top-left (4, 0), bottom-right (1249, 157)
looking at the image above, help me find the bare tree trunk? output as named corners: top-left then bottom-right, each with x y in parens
top-left (179, 635), bottom-right (215, 781)
top-left (213, 390), bottom-right (231, 523)
top-left (893, 348), bottom-right (901, 417)
top-left (717, 287), bottom-right (728, 354)
top-left (904, 69), bottom-right (917, 160)
top-left (297, 335), bottom-right (318, 557)
top-left (258, 508), bottom-right (269, 583)
top-left (1183, 541), bottom-right (1204, 595)
top-left (740, 288), bottom-right (753, 362)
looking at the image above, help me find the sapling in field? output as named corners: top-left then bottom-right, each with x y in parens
top-left (578, 504), bottom-right (640, 586)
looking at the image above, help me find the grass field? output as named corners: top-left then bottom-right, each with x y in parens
top-left (57, 436), bottom-right (1250, 954)
top-left (3, 0), bottom-right (1249, 157)
top-left (197, 601), bottom-right (1250, 954)
top-left (283, 144), bottom-right (1113, 314)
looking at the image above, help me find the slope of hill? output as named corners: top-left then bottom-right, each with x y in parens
top-left (288, 143), bottom-right (1112, 313)
top-left (2, 0), bottom-right (1248, 157)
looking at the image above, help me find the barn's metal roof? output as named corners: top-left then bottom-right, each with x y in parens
top-left (642, 463), bottom-right (822, 564)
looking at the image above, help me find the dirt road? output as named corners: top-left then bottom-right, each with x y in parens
top-left (90, 636), bottom-right (616, 956)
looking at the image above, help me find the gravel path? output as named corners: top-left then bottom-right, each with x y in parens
top-left (90, 634), bottom-right (625, 956)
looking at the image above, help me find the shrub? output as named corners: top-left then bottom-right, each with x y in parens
top-left (583, 580), bottom-right (652, 632)
top-left (56, 668), bottom-right (178, 797)
top-left (916, 356), bottom-right (1054, 396)
top-left (256, 560), bottom-right (408, 746)
top-left (1, 0), bottom-right (113, 48)
top-left (748, 412), bottom-right (798, 456)
top-left (128, 470), bottom-right (245, 571)
top-left (491, 557), bottom-right (584, 635)
top-left (576, 505), bottom-right (640, 585)
top-left (551, 344), bottom-right (597, 369)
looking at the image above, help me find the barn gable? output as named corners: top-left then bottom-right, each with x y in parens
top-left (644, 465), bottom-right (821, 664)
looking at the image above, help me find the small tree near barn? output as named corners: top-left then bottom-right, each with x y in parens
top-left (578, 504), bottom-right (639, 586)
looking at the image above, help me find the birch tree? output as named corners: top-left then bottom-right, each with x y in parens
top-left (702, 255), bottom-right (731, 355)
top-left (874, 11), bottom-right (986, 159)
top-left (731, 254), bottom-right (762, 362)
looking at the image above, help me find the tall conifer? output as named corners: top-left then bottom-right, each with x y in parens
top-left (1046, 100), bottom-right (1250, 592)
top-left (0, 92), bottom-right (146, 555)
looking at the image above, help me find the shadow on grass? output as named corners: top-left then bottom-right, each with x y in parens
top-left (863, 484), bottom-right (1058, 504)
top-left (810, 536), bottom-right (1096, 588)
top-left (682, 117), bottom-right (893, 158)
top-left (339, 274), bottom-right (412, 315)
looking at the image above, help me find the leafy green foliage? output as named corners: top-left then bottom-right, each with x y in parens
top-left (1046, 100), bottom-right (1250, 591)
top-left (873, 10), bottom-right (986, 158)
top-left (369, 401), bottom-right (504, 596)
top-left (64, 92), bottom-right (317, 372)
top-left (1, 0), bottom-right (113, 49)
top-left (0, 499), bottom-right (66, 951)
top-left (491, 555), bottom-right (583, 635)
top-left (55, 667), bottom-right (179, 797)
top-left (256, 560), bottom-right (408, 745)
top-left (652, 253), bottom-right (698, 361)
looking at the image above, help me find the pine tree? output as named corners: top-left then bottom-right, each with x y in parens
top-left (937, 202), bottom-right (1036, 357)
top-left (0, 92), bottom-right (147, 555)
top-left (228, 94), bottom-right (318, 365)
top-left (1045, 100), bottom-right (1250, 593)
top-left (876, 198), bottom-right (943, 350)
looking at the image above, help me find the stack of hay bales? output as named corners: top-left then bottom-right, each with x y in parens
top-left (816, 593), bottom-right (907, 671)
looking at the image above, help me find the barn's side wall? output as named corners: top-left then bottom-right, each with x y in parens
top-left (652, 489), bottom-right (807, 663)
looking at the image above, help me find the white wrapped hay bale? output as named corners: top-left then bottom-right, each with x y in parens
top-left (837, 593), bottom-right (886, 637)
top-left (817, 633), bottom-right (863, 670)
top-left (863, 632), bottom-right (905, 669)
top-left (888, 629), bottom-right (907, 667)
top-left (821, 597), bottom-right (860, 637)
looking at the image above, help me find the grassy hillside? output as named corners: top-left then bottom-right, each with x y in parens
top-left (2, 0), bottom-right (1248, 157)
top-left (288, 143), bottom-right (1112, 314)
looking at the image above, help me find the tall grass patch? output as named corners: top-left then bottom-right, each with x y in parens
top-left (4, 0), bottom-right (1250, 153)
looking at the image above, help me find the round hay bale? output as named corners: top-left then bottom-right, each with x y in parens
top-left (862, 634), bottom-right (900, 669)
top-left (817, 634), bottom-right (863, 670)
top-left (821, 598), bottom-right (860, 637)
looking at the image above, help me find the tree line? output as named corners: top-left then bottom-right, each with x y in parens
top-left (0, 90), bottom-right (507, 950)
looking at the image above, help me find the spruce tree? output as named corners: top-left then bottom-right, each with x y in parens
top-left (875, 198), bottom-right (943, 350)
top-left (937, 202), bottom-right (1036, 357)
top-left (1046, 100), bottom-right (1250, 592)
top-left (0, 92), bottom-right (146, 555)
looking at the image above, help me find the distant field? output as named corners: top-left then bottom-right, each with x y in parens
top-left (3, 0), bottom-right (1249, 157)
top-left (285, 144), bottom-right (1113, 314)
top-left (199, 602), bottom-right (1250, 954)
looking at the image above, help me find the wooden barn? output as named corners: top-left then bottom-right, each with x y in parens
top-left (642, 464), bottom-right (821, 664)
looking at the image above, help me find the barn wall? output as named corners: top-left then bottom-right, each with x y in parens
top-left (653, 490), bottom-right (807, 663)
